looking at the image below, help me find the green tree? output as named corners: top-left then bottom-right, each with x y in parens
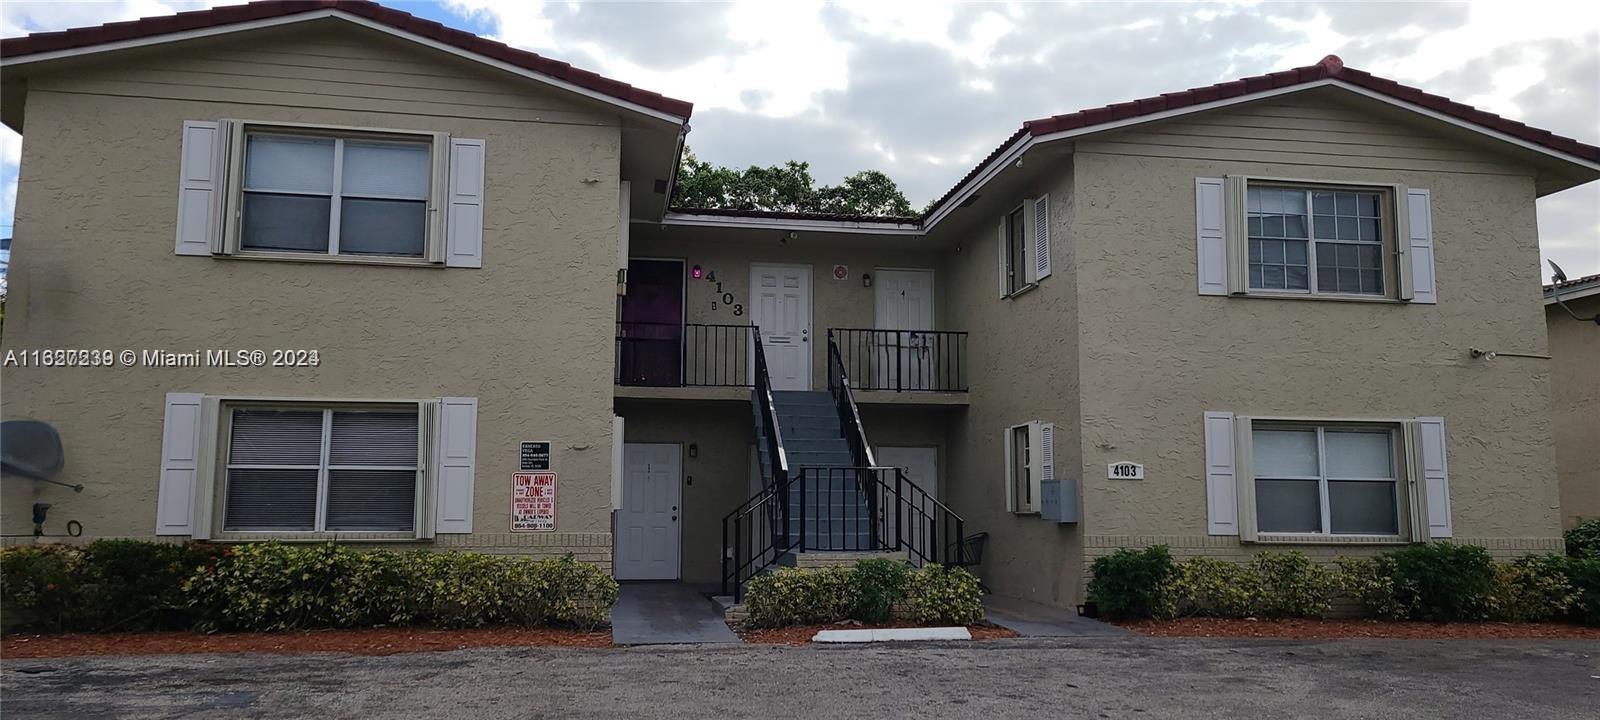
top-left (673, 148), bottom-right (914, 217)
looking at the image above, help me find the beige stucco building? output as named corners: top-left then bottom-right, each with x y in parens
top-left (1546, 276), bottom-right (1600, 529)
top-left (3, 2), bottom-right (1597, 608)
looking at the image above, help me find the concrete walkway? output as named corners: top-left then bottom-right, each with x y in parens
top-left (983, 594), bottom-right (1130, 637)
top-left (610, 583), bottom-right (740, 646)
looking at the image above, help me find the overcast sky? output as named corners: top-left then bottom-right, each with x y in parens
top-left (2, 1), bottom-right (1596, 277)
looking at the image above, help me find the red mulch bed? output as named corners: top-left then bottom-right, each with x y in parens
top-left (1119, 617), bottom-right (1600, 640)
top-left (1, 626), bottom-right (612, 658)
top-left (739, 623), bottom-right (1019, 645)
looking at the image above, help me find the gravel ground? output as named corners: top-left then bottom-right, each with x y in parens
top-left (2, 637), bottom-right (1597, 719)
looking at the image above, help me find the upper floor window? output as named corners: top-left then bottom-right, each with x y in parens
top-left (240, 132), bottom-right (432, 258)
top-left (1004, 205), bottom-right (1028, 295)
top-left (1247, 185), bottom-right (1390, 296)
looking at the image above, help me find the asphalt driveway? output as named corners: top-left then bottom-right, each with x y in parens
top-left (2, 637), bottom-right (1596, 719)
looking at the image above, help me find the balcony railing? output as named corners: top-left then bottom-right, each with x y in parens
top-left (827, 328), bottom-right (968, 392)
top-left (615, 322), bottom-right (753, 387)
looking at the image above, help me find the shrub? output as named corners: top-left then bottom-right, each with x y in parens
top-left (1344, 543), bottom-right (1496, 622)
top-left (1087, 546), bottom-right (1176, 620)
top-left (743, 566), bottom-right (853, 628)
top-left (1, 545), bottom-right (84, 632)
top-left (849, 558), bottom-right (910, 623)
top-left (185, 543), bottom-right (620, 632)
top-left (79, 540), bottom-right (228, 631)
top-left (1557, 555), bottom-right (1600, 626)
top-left (1489, 554), bottom-right (1576, 623)
top-left (904, 565), bottom-right (983, 625)
top-left (1171, 556), bottom-right (1255, 618)
top-left (1250, 551), bottom-right (1337, 618)
top-left (1566, 520), bottom-right (1600, 559)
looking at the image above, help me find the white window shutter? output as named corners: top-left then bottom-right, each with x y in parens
top-left (446, 138), bottom-right (486, 268)
top-left (1002, 427), bottom-right (1016, 512)
top-left (175, 121), bottom-right (222, 257)
top-left (156, 393), bottom-right (204, 534)
top-left (1029, 421), bottom-right (1054, 484)
top-left (1195, 177), bottom-right (1227, 295)
top-left (434, 396), bottom-right (478, 533)
top-left (611, 415), bottom-right (625, 510)
top-left (1032, 195), bottom-right (1052, 281)
top-left (1417, 416), bottom-right (1451, 538)
top-left (1203, 411), bottom-right (1238, 535)
top-left (996, 218), bottom-right (1008, 298)
top-left (1404, 188), bottom-right (1436, 304)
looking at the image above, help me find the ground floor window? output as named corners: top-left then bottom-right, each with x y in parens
top-left (1252, 423), bottom-right (1399, 536)
top-left (223, 405), bottom-right (421, 532)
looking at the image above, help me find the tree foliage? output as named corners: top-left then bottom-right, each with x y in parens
top-left (672, 148), bottom-right (915, 217)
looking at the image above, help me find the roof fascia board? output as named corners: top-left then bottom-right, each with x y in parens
top-left (2, 9), bottom-right (690, 125)
top-left (655, 213), bottom-right (922, 235)
top-left (1546, 283), bottom-right (1600, 304)
top-left (924, 78), bottom-right (1600, 232)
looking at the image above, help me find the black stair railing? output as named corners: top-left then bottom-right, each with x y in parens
top-left (828, 327), bottom-right (968, 392)
top-left (721, 330), bottom-right (968, 602)
top-left (722, 326), bottom-right (791, 599)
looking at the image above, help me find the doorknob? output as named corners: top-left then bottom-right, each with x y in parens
top-left (671, 515), bottom-right (678, 521)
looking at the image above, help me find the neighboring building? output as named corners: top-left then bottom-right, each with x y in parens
top-left (1546, 274), bottom-right (1600, 529)
top-left (2, 2), bottom-right (1597, 608)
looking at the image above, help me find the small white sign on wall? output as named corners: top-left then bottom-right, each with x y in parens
top-left (1108, 461), bottom-right (1145, 480)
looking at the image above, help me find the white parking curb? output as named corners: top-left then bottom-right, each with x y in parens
top-left (812, 627), bottom-right (972, 643)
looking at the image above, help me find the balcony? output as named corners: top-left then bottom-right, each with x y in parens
top-left (827, 328), bottom-right (968, 393)
top-left (614, 322), bottom-right (968, 402)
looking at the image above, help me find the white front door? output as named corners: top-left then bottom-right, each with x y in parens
top-left (874, 270), bottom-right (935, 390)
top-left (876, 446), bottom-right (939, 563)
top-left (616, 443), bottom-right (681, 580)
top-left (750, 264), bottom-right (812, 390)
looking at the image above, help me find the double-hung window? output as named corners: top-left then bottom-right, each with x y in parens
top-left (1252, 423), bottom-right (1400, 536)
top-left (1004, 421), bottom-right (1053, 514)
top-left (223, 405), bottom-right (422, 533)
top-left (1004, 205), bottom-right (1028, 295)
top-left (1247, 185), bottom-right (1390, 296)
top-left (240, 132), bottom-right (433, 258)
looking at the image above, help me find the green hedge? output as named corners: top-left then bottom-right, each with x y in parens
top-left (743, 560), bottom-right (982, 628)
top-left (1566, 519), bottom-right (1600, 559)
top-left (1, 541), bottom-right (618, 634)
top-left (1087, 543), bottom-right (1600, 626)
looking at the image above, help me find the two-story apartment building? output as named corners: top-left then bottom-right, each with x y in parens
top-left (3, 1), bottom-right (1596, 609)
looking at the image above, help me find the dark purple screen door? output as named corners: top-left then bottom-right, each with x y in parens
top-left (618, 259), bottom-right (685, 386)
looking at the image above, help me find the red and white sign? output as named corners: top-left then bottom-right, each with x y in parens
top-left (832, 264), bottom-right (849, 280)
top-left (511, 472), bottom-right (556, 532)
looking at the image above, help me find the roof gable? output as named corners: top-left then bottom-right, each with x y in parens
top-left (0, 0), bottom-right (692, 122)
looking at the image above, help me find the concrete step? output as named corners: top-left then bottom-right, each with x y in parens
top-left (772, 391), bottom-right (835, 406)
top-left (784, 438), bottom-right (849, 453)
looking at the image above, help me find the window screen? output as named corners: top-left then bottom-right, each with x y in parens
top-left (1252, 424), bottom-right (1399, 536)
top-left (240, 133), bottom-right (430, 257)
top-left (1248, 185), bottom-right (1387, 296)
top-left (223, 406), bottom-right (419, 532)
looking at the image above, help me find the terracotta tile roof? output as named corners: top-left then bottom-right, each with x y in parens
top-left (1545, 272), bottom-right (1600, 293)
top-left (0, 0), bottom-right (693, 120)
top-left (667, 207), bottom-right (919, 225)
top-left (924, 55), bottom-right (1600, 222)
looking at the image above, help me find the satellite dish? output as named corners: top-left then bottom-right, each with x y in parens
top-left (1546, 259), bottom-right (1600, 325)
top-left (1, 420), bottom-right (66, 481)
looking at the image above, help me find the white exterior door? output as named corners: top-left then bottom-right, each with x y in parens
top-left (750, 264), bottom-right (812, 390)
top-left (874, 270), bottom-right (935, 390)
top-left (876, 446), bottom-right (939, 563)
top-left (616, 443), bottom-right (681, 580)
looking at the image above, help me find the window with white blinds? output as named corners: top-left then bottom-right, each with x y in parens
top-left (223, 406), bottom-right (420, 533)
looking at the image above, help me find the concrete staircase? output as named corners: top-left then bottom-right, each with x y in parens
top-left (757, 390), bottom-right (872, 550)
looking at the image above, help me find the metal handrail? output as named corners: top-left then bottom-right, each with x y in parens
top-left (615, 322), bottom-right (754, 387)
top-left (722, 326), bottom-right (790, 599)
top-left (827, 327), bottom-right (968, 392)
top-left (827, 330), bottom-right (876, 469)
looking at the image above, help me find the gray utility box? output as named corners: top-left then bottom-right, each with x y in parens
top-left (1039, 478), bottom-right (1080, 523)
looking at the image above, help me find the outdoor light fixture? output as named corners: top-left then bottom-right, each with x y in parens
top-left (862, 273), bottom-right (873, 288)
top-left (691, 264), bottom-right (703, 279)
top-left (688, 443), bottom-right (699, 458)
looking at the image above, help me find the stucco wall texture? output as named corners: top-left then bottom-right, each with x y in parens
top-left (1549, 295), bottom-right (1600, 528)
top-left (0, 27), bottom-right (625, 562)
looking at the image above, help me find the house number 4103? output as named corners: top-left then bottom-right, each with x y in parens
top-left (1108, 462), bottom-right (1145, 480)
